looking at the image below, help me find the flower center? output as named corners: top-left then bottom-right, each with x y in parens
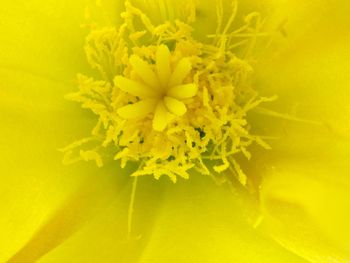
top-left (115, 44), bottom-right (197, 131)
top-left (63, 0), bottom-right (275, 184)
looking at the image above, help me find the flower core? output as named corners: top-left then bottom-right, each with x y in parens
top-left (115, 44), bottom-right (197, 131)
top-left (63, 0), bottom-right (274, 183)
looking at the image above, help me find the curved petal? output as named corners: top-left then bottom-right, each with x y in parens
top-left (138, 176), bottom-right (307, 263)
top-left (33, 176), bottom-right (308, 263)
top-left (5, 167), bottom-right (131, 263)
top-left (0, 0), bottom-right (92, 88)
top-left (0, 68), bottom-right (111, 262)
top-left (3, 0), bottom-right (350, 262)
top-left (84, 0), bottom-right (124, 27)
top-left (0, 0), bottom-right (125, 261)
top-left (259, 158), bottom-right (350, 262)
top-left (250, 0), bottom-right (350, 261)
top-left (32, 176), bottom-right (162, 263)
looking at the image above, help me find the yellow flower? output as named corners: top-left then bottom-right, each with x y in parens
top-left (0, 0), bottom-right (350, 263)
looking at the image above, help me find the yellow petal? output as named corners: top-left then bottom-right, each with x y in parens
top-left (252, 1), bottom-right (350, 261)
top-left (259, 158), bottom-right (350, 262)
top-left (167, 83), bottom-right (198, 99)
top-left (0, 70), bottom-right (100, 262)
top-left (138, 176), bottom-right (308, 263)
top-left (0, 0), bottom-right (92, 88)
top-left (36, 176), bottom-right (308, 263)
top-left (0, 1), bottom-right (126, 260)
top-left (3, 0), bottom-right (350, 262)
top-left (163, 96), bottom-right (187, 116)
top-left (34, 177), bottom-right (162, 262)
top-left (6, 172), bottom-right (130, 263)
top-left (114, 76), bottom-right (158, 98)
top-left (84, 0), bottom-right (124, 27)
top-left (117, 99), bottom-right (158, 119)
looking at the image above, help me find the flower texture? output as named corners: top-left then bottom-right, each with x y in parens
top-left (63, 0), bottom-right (275, 184)
top-left (1, 0), bottom-right (350, 263)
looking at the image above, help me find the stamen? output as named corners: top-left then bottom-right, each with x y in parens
top-left (127, 176), bottom-right (138, 240)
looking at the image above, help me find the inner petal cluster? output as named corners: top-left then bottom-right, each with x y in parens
top-left (115, 45), bottom-right (197, 131)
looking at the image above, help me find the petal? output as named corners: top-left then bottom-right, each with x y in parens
top-left (117, 99), bottom-right (158, 119)
top-left (168, 58), bottom-right (192, 88)
top-left (84, 0), bottom-right (124, 27)
top-left (167, 83), bottom-right (198, 99)
top-left (6, 169), bottom-right (130, 263)
top-left (259, 157), bottom-right (350, 262)
top-left (114, 76), bottom-right (158, 98)
top-left (0, 0), bottom-right (90, 88)
top-left (138, 176), bottom-right (308, 263)
top-left (156, 45), bottom-right (171, 88)
top-left (130, 55), bottom-right (160, 90)
top-left (29, 177), bottom-right (162, 263)
top-left (3, 1), bottom-right (349, 263)
top-left (0, 69), bottom-right (100, 262)
top-left (163, 96), bottom-right (187, 116)
top-left (251, 0), bottom-right (350, 260)
top-left (31, 176), bottom-right (308, 263)
top-left (0, 0), bottom-right (124, 260)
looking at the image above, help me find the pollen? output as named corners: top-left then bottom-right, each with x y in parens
top-left (63, 0), bottom-right (275, 184)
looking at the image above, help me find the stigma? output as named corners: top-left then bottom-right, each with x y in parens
top-left (115, 45), bottom-right (197, 131)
